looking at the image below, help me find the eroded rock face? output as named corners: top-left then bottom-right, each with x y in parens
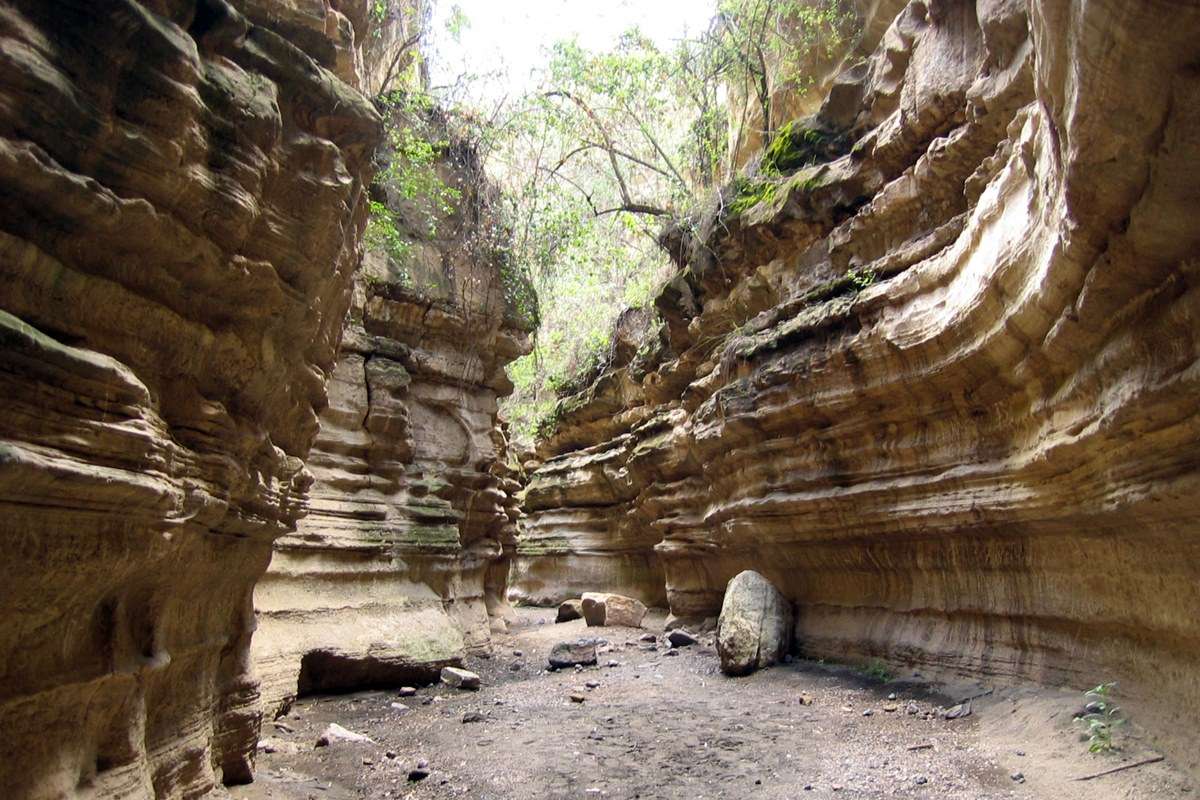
top-left (517, 0), bottom-right (1200, 773)
top-left (0, 0), bottom-right (380, 796)
top-left (251, 110), bottom-right (533, 716)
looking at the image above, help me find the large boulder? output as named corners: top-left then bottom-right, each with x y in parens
top-left (556, 598), bottom-right (584, 623)
top-left (581, 592), bottom-right (648, 628)
top-left (716, 571), bottom-right (793, 676)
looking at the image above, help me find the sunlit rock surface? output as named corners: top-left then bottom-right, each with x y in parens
top-left (516, 0), bottom-right (1200, 775)
top-left (252, 115), bottom-right (533, 716)
top-left (0, 1), bottom-right (380, 797)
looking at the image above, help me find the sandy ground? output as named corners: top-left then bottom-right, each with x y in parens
top-left (231, 608), bottom-right (1196, 800)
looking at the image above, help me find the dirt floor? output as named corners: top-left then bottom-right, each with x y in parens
top-left (231, 608), bottom-right (1196, 800)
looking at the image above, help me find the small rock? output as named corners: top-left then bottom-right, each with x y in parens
top-left (462, 711), bottom-right (484, 724)
top-left (385, 751), bottom-right (398, 759)
top-left (389, 702), bottom-right (409, 713)
top-left (421, 697), bottom-right (434, 706)
top-left (862, 709), bottom-right (874, 717)
top-left (417, 759), bottom-right (429, 769)
top-left (441, 666), bottom-right (481, 690)
top-left (667, 630), bottom-right (698, 648)
top-left (888, 692), bottom-right (897, 701)
top-left (585, 680), bottom-right (600, 689)
top-left (914, 775), bottom-right (928, 785)
top-left (798, 693), bottom-right (814, 705)
top-left (943, 703), bottom-right (971, 720)
top-left (906, 703), bottom-right (920, 715)
top-left (639, 633), bottom-right (657, 643)
top-left (883, 705), bottom-right (898, 713)
top-left (664, 649), bottom-right (679, 657)
top-left (398, 686), bottom-right (417, 697)
top-left (510, 661), bottom-right (524, 671)
top-left (513, 650), bottom-right (523, 657)
top-left (408, 768), bottom-right (430, 782)
top-left (272, 721), bottom-right (294, 733)
top-left (606, 660), bottom-right (620, 668)
top-left (315, 723), bottom-right (373, 747)
top-left (1011, 772), bottom-right (1025, 784)
top-left (570, 693), bottom-right (587, 703)
top-left (362, 757), bottom-right (374, 766)
top-left (804, 785), bottom-right (813, 791)
top-left (1015, 750), bottom-right (1026, 757)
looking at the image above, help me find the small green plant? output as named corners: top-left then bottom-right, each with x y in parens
top-left (761, 120), bottom-right (827, 174)
top-left (729, 175), bottom-right (779, 215)
top-left (863, 659), bottom-right (892, 682)
top-left (848, 267), bottom-right (877, 291)
top-left (1077, 682), bottom-right (1124, 753)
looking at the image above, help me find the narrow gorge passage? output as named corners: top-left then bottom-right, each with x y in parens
top-left (1, 0), bottom-right (1198, 799)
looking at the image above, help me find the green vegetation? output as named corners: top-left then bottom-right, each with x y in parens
top-left (762, 120), bottom-right (830, 174)
top-left (1076, 682), bottom-right (1124, 753)
top-left (387, 1), bottom-right (862, 447)
top-left (862, 659), bottom-right (893, 682)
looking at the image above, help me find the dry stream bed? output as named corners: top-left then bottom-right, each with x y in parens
top-left (234, 610), bottom-right (1195, 800)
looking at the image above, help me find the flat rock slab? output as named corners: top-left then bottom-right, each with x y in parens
top-left (549, 638), bottom-right (599, 668)
top-left (441, 666), bottom-right (481, 690)
top-left (716, 570), bottom-right (793, 676)
top-left (581, 592), bottom-right (647, 628)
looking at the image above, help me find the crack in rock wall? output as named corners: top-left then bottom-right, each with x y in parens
top-left (514, 0), bottom-right (1200, 776)
top-left (0, 0), bottom-right (382, 796)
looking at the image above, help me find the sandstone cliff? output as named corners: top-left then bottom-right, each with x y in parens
top-left (515, 0), bottom-right (1200, 775)
top-left (252, 106), bottom-right (533, 716)
top-left (0, 0), bottom-right (380, 796)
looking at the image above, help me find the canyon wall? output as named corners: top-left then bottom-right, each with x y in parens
top-left (0, 0), bottom-right (381, 797)
top-left (252, 111), bottom-right (533, 716)
top-left (516, 0), bottom-right (1200, 775)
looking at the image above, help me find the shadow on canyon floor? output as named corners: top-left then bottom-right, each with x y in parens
top-left (234, 609), bottom-right (1195, 800)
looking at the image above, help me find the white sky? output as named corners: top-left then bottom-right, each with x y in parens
top-left (428, 0), bottom-right (716, 98)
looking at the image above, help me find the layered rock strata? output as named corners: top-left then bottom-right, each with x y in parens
top-left (252, 112), bottom-right (532, 715)
top-left (517, 0), bottom-right (1200, 774)
top-left (0, 0), bottom-right (380, 797)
